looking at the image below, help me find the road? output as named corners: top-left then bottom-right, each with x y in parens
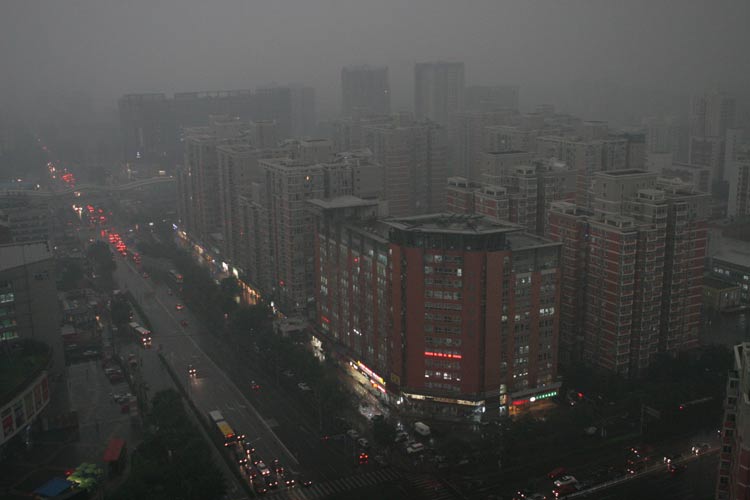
top-left (108, 235), bottom-right (405, 498)
top-left (590, 451), bottom-right (718, 500)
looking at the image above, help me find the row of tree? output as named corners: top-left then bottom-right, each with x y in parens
top-left (108, 390), bottom-right (226, 500)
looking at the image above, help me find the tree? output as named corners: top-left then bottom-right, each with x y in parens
top-left (372, 417), bottom-right (396, 447)
top-left (58, 260), bottom-right (84, 290)
top-left (110, 297), bottom-right (132, 326)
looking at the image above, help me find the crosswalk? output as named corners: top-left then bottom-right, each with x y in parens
top-left (265, 468), bottom-right (403, 499)
top-left (405, 474), bottom-right (459, 500)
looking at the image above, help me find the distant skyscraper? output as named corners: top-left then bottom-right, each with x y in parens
top-left (361, 116), bottom-right (448, 216)
top-left (464, 85), bottom-right (520, 111)
top-left (414, 62), bottom-right (465, 125)
top-left (341, 65), bottom-right (390, 117)
top-left (689, 90), bottom-right (736, 192)
top-left (290, 85), bottom-right (316, 136)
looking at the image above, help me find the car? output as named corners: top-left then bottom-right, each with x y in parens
top-left (285, 477), bottom-right (297, 488)
top-left (406, 442), bottom-right (425, 454)
top-left (142, 272), bottom-right (149, 278)
top-left (552, 483), bottom-right (579, 498)
top-left (668, 463), bottom-right (687, 476)
top-left (264, 475), bottom-right (279, 489)
top-left (167, 289), bottom-right (173, 296)
top-left (250, 380), bottom-right (261, 390)
top-left (282, 369), bottom-right (295, 378)
top-left (251, 477), bottom-right (268, 494)
top-left (357, 438), bottom-right (370, 449)
top-left (547, 467), bottom-right (568, 480)
top-left (256, 460), bottom-right (270, 476)
top-left (175, 303), bottom-right (184, 311)
top-left (180, 319), bottom-right (189, 327)
top-left (530, 495), bottom-right (547, 500)
top-left (692, 443), bottom-right (710, 455)
top-left (82, 349), bottom-right (99, 357)
top-left (243, 440), bottom-right (256, 455)
top-left (346, 429), bottom-right (360, 440)
top-left (395, 431), bottom-right (409, 443)
top-left (188, 364), bottom-right (197, 376)
top-left (230, 444), bottom-right (247, 465)
top-left (298, 382), bottom-right (312, 391)
top-left (299, 476), bottom-right (313, 487)
top-left (663, 453), bottom-right (682, 464)
top-left (553, 476), bottom-right (578, 488)
top-left (514, 489), bottom-right (533, 500)
top-left (252, 454), bottom-right (264, 466)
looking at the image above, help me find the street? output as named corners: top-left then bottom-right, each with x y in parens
top-left (109, 239), bottom-right (404, 497)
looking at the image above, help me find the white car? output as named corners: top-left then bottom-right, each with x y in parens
top-left (256, 460), bottom-right (270, 476)
top-left (357, 438), bottom-right (370, 449)
top-left (406, 442), bottom-right (425, 454)
top-left (297, 382), bottom-right (312, 391)
top-left (553, 475), bottom-right (578, 488)
top-left (346, 429), bottom-right (360, 440)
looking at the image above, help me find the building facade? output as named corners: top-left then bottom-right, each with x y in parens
top-left (548, 170), bottom-right (708, 375)
top-left (341, 65), bottom-right (391, 117)
top-left (414, 62), bottom-right (465, 126)
top-left (311, 209), bottom-right (561, 418)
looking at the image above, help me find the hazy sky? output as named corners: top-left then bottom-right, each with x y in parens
top-left (2, 0), bottom-right (749, 119)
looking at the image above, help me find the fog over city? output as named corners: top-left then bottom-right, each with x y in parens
top-left (2, 2), bottom-right (750, 500)
top-left (2, 0), bottom-right (750, 121)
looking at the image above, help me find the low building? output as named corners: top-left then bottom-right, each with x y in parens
top-left (703, 276), bottom-right (742, 313)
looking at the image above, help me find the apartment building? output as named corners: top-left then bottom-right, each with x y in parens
top-left (311, 208), bottom-right (561, 418)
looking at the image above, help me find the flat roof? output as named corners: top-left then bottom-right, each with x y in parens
top-left (704, 276), bottom-right (739, 290)
top-left (0, 242), bottom-right (52, 272)
top-left (600, 169), bottom-right (652, 177)
top-left (713, 235), bottom-right (750, 269)
top-left (308, 196), bottom-right (379, 210)
top-left (384, 213), bottom-right (521, 235)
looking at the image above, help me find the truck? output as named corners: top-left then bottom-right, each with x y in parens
top-left (414, 421), bottom-right (431, 436)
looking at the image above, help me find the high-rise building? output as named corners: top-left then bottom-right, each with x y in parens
top-left (414, 62), bottom-right (465, 125)
top-left (178, 116), bottom-right (246, 245)
top-left (446, 158), bottom-right (575, 236)
top-left (311, 208), bottom-right (561, 417)
top-left (259, 152), bottom-right (384, 312)
top-left (716, 342), bottom-right (750, 499)
top-left (341, 65), bottom-right (390, 117)
top-left (362, 116), bottom-right (448, 216)
top-left (464, 85), bottom-right (520, 112)
top-left (119, 86), bottom-right (307, 166)
top-left (290, 85), bottom-right (316, 137)
top-left (450, 110), bottom-right (515, 179)
top-left (549, 170), bottom-right (708, 374)
top-left (689, 90), bottom-right (736, 192)
top-left (0, 242), bottom-right (63, 373)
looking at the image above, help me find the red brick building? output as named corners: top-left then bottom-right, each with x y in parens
top-left (548, 170), bottom-right (708, 376)
top-left (311, 202), bottom-right (562, 418)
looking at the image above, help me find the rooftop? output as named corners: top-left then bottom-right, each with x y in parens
top-left (0, 242), bottom-right (52, 272)
top-left (384, 213), bottom-right (521, 235)
top-left (308, 196), bottom-right (380, 210)
top-left (600, 169), bottom-right (652, 177)
top-left (704, 276), bottom-right (739, 290)
top-left (712, 233), bottom-right (750, 269)
top-left (0, 340), bottom-right (51, 403)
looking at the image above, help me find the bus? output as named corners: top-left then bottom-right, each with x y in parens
top-left (208, 410), bottom-right (244, 447)
top-left (128, 322), bottom-right (152, 347)
top-left (169, 269), bottom-right (183, 286)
